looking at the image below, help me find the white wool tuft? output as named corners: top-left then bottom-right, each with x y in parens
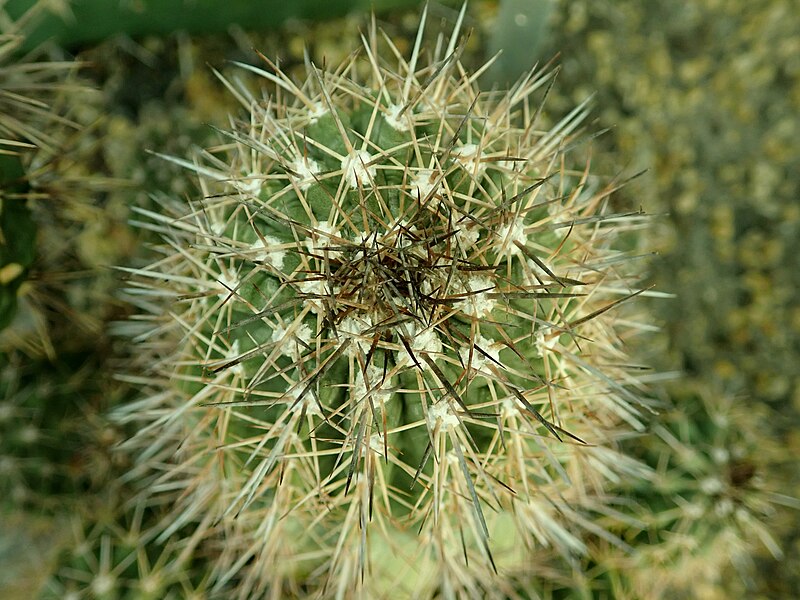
top-left (341, 150), bottom-right (376, 188)
top-left (384, 103), bottom-right (412, 132)
top-left (251, 235), bottom-right (286, 270)
top-left (496, 220), bottom-right (528, 256)
top-left (427, 401), bottom-right (459, 430)
top-left (289, 157), bottom-right (321, 191)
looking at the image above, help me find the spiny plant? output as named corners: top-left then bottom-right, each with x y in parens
top-left (0, 351), bottom-right (127, 516)
top-left (0, 1), bottom-right (79, 152)
top-left (116, 5), bottom-right (652, 596)
top-left (0, 357), bottom-right (73, 509)
top-left (1, 0), bottom-right (112, 357)
top-left (0, 2), bottom-right (57, 334)
top-left (40, 500), bottom-right (213, 600)
top-left (600, 384), bottom-right (800, 600)
top-left (0, 352), bottom-right (132, 597)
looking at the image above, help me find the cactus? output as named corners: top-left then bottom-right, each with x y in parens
top-left (0, 353), bottom-right (121, 513)
top-left (1, 0), bottom-right (105, 351)
top-left (115, 5), bottom-right (651, 596)
top-left (1, 10), bottom-right (44, 334)
top-left (598, 384), bottom-right (800, 599)
top-left (40, 501), bottom-right (213, 600)
top-left (0, 158), bottom-right (36, 333)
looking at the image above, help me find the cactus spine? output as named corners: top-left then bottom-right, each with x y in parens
top-left (117, 5), bottom-right (651, 596)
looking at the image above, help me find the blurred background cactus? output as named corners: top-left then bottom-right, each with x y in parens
top-left (0, 0), bottom-right (129, 359)
top-left (1, 1), bottom-right (74, 337)
top-left (1, 0), bottom-right (797, 598)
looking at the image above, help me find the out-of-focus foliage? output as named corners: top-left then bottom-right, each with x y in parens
top-left (0, 159), bottom-right (36, 332)
top-left (534, 0), bottom-right (799, 406)
top-left (517, 0), bottom-right (799, 596)
top-left (485, 0), bottom-right (554, 86)
top-left (0, 0), bottom-right (124, 354)
top-left (0, 352), bottom-right (129, 598)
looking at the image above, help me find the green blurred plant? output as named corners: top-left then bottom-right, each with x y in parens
top-left (590, 384), bottom-right (800, 599)
top-left (0, 159), bottom-right (36, 332)
top-left (40, 500), bottom-right (213, 600)
top-left (6, 0), bottom-right (457, 50)
top-left (0, 1), bottom-right (88, 343)
top-left (0, 0), bottom-right (138, 358)
top-left (486, 0), bottom-right (554, 86)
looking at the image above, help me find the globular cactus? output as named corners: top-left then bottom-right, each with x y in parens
top-left (1, 4), bottom-right (58, 335)
top-left (1, 0), bottom-right (115, 357)
top-left (40, 500), bottom-right (212, 600)
top-left (603, 384), bottom-right (800, 600)
top-left (116, 5), bottom-right (651, 596)
top-left (0, 169), bottom-right (36, 333)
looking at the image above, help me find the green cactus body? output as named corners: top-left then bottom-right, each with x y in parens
top-left (117, 5), bottom-right (650, 596)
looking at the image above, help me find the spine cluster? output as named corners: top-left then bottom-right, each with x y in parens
top-left (118, 6), bottom-right (650, 596)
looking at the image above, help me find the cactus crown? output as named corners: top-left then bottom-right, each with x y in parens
top-left (119, 4), bottom-right (649, 595)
